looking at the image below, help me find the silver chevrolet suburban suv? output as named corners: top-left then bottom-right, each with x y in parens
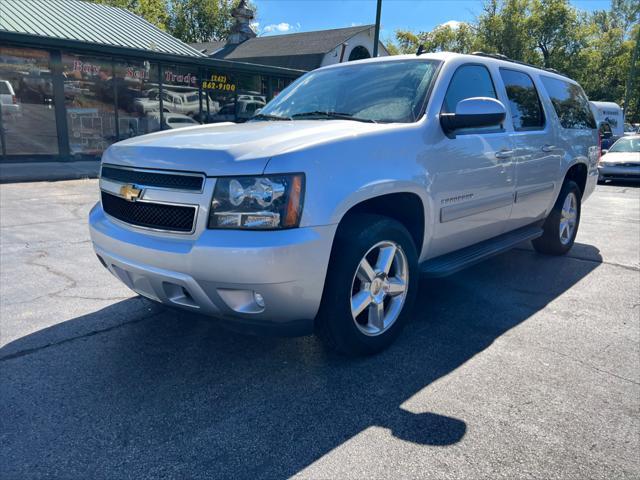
top-left (90, 52), bottom-right (599, 355)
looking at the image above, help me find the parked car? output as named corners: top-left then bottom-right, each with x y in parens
top-left (134, 88), bottom-right (201, 116)
top-left (0, 79), bottom-right (21, 116)
top-left (205, 99), bottom-right (266, 123)
top-left (146, 112), bottom-right (200, 130)
top-left (623, 123), bottom-right (637, 136)
top-left (598, 135), bottom-right (640, 182)
top-left (90, 52), bottom-right (599, 355)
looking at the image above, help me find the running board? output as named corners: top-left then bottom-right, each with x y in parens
top-left (420, 225), bottom-right (543, 278)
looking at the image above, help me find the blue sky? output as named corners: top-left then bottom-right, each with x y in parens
top-left (253, 0), bottom-right (613, 42)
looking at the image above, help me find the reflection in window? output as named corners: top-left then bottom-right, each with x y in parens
top-left (500, 69), bottom-right (545, 131)
top-left (443, 64), bottom-right (497, 113)
top-left (540, 76), bottom-right (596, 130)
top-left (262, 61), bottom-right (439, 123)
top-left (115, 61), bottom-right (159, 139)
top-left (199, 71), bottom-right (265, 124)
top-left (0, 47), bottom-right (58, 155)
top-left (160, 65), bottom-right (201, 129)
top-left (62, 53), bottom-right (116, 155)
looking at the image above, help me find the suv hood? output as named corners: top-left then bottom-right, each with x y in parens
top-left (103, 120), bottom-right (386, 176)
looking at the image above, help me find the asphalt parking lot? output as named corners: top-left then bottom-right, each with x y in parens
top-left (1, 179), bottom-right (638, 479)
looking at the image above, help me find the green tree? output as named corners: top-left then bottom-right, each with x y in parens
top-left (389, 0), bottom-right (640, 121)
top-left (168, 0), bottom-right (247, 43)
top-left (393, 23), bottom-right (478, 54)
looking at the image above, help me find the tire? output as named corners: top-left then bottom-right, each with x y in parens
top-left (315, 214), bottom-right (419, 356)
top-left (532, 180), bottom-right (581, 255)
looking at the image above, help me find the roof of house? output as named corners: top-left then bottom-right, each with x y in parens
top-left (189, 40), bottom-right (227, 56)
top-left (208, 25), bottom-right (379, 71)
top-left (0, 0), bottom-right (204, 57)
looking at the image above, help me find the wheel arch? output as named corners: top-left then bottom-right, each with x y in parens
top-left (564, 162), bottom-right (588, 196)
top-left (336, 190), bottom-right (428, 256)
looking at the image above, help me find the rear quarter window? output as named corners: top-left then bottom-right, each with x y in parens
top-left (540, 76), bottom-right (596, 130)
top-left (499, 69), bottom-right (545, 131)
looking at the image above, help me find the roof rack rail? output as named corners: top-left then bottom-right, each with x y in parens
top-left (470, 51), bottom-right (567, 77)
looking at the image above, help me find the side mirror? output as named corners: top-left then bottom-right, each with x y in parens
top-left (440, 97), bottom-right (506, 135)
top-left (601, 149), bottom-right (608, 155)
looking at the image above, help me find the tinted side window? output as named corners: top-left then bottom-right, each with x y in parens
top-left (540, 76), bottom-right (596, 129)
top-left (500, 69), bottom-right (544, 131)
top-left (443, 64), bottom-right (497, 113)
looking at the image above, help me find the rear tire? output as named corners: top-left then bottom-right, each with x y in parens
top-left (315, 214), bottom-right (418, 356)
top-left (532, 180), bottom-right (581, 255)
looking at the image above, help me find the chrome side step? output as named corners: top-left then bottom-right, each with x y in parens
top-left (420, 224), bottom-right (543, 278)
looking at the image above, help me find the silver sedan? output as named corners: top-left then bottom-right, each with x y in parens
top-left (598, 135), bottom-right (640, 182)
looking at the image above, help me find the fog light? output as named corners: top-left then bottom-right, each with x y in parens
top-left (254, 292), bottom-right (265, 308)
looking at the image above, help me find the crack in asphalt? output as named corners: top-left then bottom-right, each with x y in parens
top-left (0, 310), bottom-right (162, 362)
top-left (514, 247), bottom-right (639, 272)
top-left (538, 345), bottom-right (640, 386)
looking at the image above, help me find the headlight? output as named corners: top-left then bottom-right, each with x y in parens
top-left (208, 174), bottom-right (304, 229)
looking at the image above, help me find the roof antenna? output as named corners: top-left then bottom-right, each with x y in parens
top-left (416, 44), bottom-right (425, 56)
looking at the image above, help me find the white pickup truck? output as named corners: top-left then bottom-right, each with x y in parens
top-left (90, 52), bottom-right (599, 355)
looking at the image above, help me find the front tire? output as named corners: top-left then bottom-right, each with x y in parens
top-left (315, 214), bottom-right (418, 356)
top-left (532, 180), bottom-right (581, 255)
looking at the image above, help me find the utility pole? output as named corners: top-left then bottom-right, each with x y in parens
top-left (624, 26), bottom-right (639, 121)
top-left (373, 0), bottom-right (382, 57)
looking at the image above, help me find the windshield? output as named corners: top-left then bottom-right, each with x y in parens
top-left (609, 137), bottom-right (640, 153)
top-left (258, 60), bottom-right (440, 123)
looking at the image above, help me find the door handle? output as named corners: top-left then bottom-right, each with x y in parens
top-left (495, 149), bottom-right (514, 159)
top-left (541, 144), bottom-right (556, 152)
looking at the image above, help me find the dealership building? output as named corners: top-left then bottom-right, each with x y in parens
top-left (0, 0), bottom-right (304, 163)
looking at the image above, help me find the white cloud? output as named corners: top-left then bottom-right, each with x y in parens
top-left (439, 20), bottom-right (463, 30)
top-left (350, 22), bottom-right (363, 27)
top-left (261, 22), bottom-right (300, 35)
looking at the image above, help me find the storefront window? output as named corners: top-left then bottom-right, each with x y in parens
top-left (235, 72), bottom-right (265, 122)
top-left (200, 69), bottom-right (237, 124)
top-left (200, 70), bottom-right (265, 124)
top-left (0, 47), bottom-right (58, 155)
top-left (271, 77), bottom-right (294, 101)
top-left (62, 53), bottom-right (116, 155)
top-left (114, 60), bottom-right (160, 140)
top-left (160, 65), bottom-right (201, 130)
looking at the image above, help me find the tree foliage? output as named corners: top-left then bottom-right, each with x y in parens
top-left (388, 0), bottom-right (640, 121)
top-left (86, 0), bottom-right (246, 41)
top-left (168, 0), bottom-right (240, 43)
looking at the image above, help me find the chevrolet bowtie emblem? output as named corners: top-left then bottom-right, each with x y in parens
top-left (119, 184), bottom-right (142, 202)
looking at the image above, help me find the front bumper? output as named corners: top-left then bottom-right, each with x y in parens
top-left (598, 164), bottom-right (640, 182)
top-left (90, 203), bottom-right (337, 335)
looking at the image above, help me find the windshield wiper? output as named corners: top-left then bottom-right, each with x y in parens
top-left (251, 113), bottom-right (292, 121)
top-left (291, 111), bottom-right (377, 123)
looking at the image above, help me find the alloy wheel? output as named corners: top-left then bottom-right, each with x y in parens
top-left (350, 240), bottom-right (409, 336)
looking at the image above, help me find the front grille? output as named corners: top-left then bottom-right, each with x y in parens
top-left (101, 165), bottom-right (203, 191)
top-left (102, 191), bottom-right (196, 232)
